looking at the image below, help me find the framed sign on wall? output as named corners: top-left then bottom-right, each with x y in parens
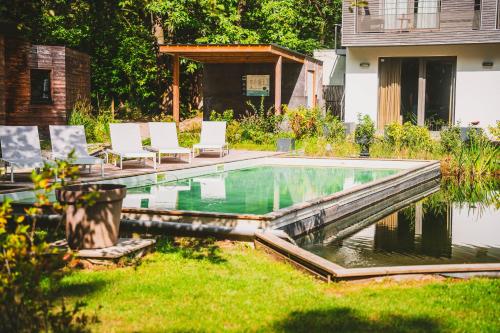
top-left (242, 75), bottom-right (270, 96)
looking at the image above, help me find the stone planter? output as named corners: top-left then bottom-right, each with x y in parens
top-left (356, 136), bottom-right (371, 158)
top-left (277, 138), bottom-right (296, 152)
top-left (56, 184), bottom-right (127, 250)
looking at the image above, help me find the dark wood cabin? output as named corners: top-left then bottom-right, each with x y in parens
top-left (0, 33), bottom-right (90, 130)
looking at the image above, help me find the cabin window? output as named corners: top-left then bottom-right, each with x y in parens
top-left (30, 69), bottom-right (52, 104)
top-left (473, 0), bottom-right (482, 30)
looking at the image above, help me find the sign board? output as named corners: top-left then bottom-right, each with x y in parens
top-left (243, 75), bottom-right (270, 96)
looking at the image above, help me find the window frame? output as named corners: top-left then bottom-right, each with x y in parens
top-left (30, 69), bottom-right (53, 105)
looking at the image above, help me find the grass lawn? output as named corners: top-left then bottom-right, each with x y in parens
top-left (59, 239), bottom-right (500, 333)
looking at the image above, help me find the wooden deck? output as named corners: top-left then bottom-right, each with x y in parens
top-left (0, 150), bottom-right (280, 194)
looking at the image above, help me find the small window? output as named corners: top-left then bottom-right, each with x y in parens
top-left (30, 69), bottom-right (52, 104)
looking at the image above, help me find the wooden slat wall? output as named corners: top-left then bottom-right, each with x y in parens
top-left (342, 0), bottom-right (500, 46)
top-left (2, 36), bottom-right (90, 129)
top-left (0, 35), bottom-right (5, 124)
top-left (65, 48), bottom-right (91, 113)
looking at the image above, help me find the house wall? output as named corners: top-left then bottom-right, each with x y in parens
top-left (203, 60), bottom-right (323, 119)
top-left (344, 44), bottom-right (500, 129)
top-left (65, 48), bottom-right (91, 111)
top-left (342, 0), bottom-right (500, 46)
top-left (313, 50), bottom-right (345, 86)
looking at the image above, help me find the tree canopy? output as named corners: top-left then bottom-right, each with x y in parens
top-left (0, 0), bottom-right (342, 118)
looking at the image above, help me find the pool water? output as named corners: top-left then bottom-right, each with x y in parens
top-left (124, 165), bottom-right (399, 215)
top-left (297, 190), bottom-right (500, 267)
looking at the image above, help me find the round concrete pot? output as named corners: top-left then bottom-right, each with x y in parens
top-left (56, 184), bottom-right (127, 250)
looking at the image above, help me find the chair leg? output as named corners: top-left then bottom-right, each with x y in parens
top-left (120, 156), bottom-right (123, 170)
top-left (101, 162), bottom-right (105, 177)
top-left (158, 152), bottom-right (161, 166)
top-left (10, 166), bottom-right (14, 183)
top-left (153, 156), bottom-right (157, 170)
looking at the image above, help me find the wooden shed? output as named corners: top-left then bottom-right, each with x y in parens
top-left (0, 33), bottom-right (90, 130)
top-left (160, 44), bottom-right (324, 121)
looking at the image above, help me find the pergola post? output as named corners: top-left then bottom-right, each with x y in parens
top-left (274, 56), bottom-right (282, 115)
top-left (172, 54), bottom-right (180, 123)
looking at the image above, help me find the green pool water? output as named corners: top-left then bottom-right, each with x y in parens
top-left (124, 165), bottom-right (399, 215)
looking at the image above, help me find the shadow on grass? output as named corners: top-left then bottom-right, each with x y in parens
top-left (56, 278), bottom-right (108, 298)
top-left (155, 236), bottom-right (227, 264)
top-left (270, 307), bottom-right (442, 333)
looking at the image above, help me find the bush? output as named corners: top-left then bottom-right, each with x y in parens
top-left (354, 114), bottom-right (375, 146)
top-left (440, 125), bottom-right (462, 154)
top-left (384, 122), bottom-right (432, 153)
top-left (209, 110), bottom-right (243, 144)
top-left (68, 99), bottom-right (115, 143)
top-left (0, 157), bottom-right (96, 332)
top-left (323, 114), bottom-right (346, 142)
top-left (489, 120), bottom-right (500, 141)
top-left (284, 106), bottom-right (322, 139)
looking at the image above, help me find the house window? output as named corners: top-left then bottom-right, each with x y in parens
top-left (473, 0), bottom-right (481, 30)
top-left (30, 69), bottom-right (52, 104)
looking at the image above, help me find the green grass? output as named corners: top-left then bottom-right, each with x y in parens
top-left (58, 239), bottom-right (500, 332)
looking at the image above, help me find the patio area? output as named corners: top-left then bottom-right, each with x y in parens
top-left (0, 149), bottom-right (280, 194)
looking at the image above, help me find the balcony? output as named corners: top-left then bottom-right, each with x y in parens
top-left (356, 0), bottom-right (441, 33)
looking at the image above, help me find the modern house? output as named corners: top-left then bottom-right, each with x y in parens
top-left (342, 0), bottom-right (500, 130)
top-left (0, 30), bottom-right (90, 130)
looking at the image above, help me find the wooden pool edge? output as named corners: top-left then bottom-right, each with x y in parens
top-left (254, 232), bottom-right (500, 281)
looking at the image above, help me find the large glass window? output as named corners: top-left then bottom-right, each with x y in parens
top-left (30, 69), bottom-right (52, 104)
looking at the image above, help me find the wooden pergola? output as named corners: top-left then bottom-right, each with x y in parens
top-left (159, 44), bottom-right (313, 123)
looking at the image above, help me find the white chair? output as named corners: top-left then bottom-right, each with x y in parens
top-left (106, 123), bottom-right (156, 170)
top-left (148, 122), bottom-right (191, 164)
top-left (0, 126), bottom-right (47, 182)
top-left (49, 125), bottom-right (105, 177)
top-left (192, 121), bottom-right (229, 158)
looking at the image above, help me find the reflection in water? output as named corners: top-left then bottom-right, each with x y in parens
top-left (298, 189), bottom-right (500, 267)
top-left (124, 166), bottom-right (398, 215)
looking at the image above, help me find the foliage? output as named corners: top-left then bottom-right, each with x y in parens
top-left (209, 109), bottom-right (242, 144)
top-left (0, 156), bottom-right (96, 332)
top-left (68, 99), bottom-right (115, 143)
top-left (354, 114), bottom-right (375, 146)
top-left (439, 124), bottom-right (462, 154)
top-left (442, 128), bottom-right (499, 180)
top-left (489, 120), bottom-right (500, 141)
top-left (284, 106), bottom-right (323, 139)
top-left (0, 0), bottom-right (343, 118)
top-left (384, 122), bottom-right (433, 153)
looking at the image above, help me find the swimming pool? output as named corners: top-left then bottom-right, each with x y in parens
top-left (123, 165), bottom-right (398, 215)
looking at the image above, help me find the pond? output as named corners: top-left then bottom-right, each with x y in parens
top-left (296, 180), bottom-right (500, 267)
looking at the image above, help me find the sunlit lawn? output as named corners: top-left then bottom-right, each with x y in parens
top-left (59, 239), bottom-right (500, 332)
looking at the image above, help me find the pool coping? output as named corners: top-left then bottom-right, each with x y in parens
top-left (255, 232), bottom-right (500, 281)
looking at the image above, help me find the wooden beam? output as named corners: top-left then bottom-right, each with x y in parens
top-left (172, 54), bottom-right (180, 123)
top-left (275, 56), bottom-right (282, 115)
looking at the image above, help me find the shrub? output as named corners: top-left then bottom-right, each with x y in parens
top-left (323, 114), bottom-right (346, 143)
top-left (384, 122), bottom-right (433, 154)
top-left (489, 120), bottom-right (500, 141)
top-left (354, 114), bottom-right (375, 146)
top-left (440, 125), bottom-right (462, 154)
top-left (209, 110), bottom-right (242, 144)
top-left (68, 99), bottom-right (115, 143)
top-left (0, 156), bottom-right (96, 332)
top-left (284, 106), bottom-right (322, 139)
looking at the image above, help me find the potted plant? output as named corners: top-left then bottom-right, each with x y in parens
top-left (354, 114), bottom-right (375, 158)
top-left (56, 184), bottom-right (127, 250)
top-left (276, 132), bottom-right (296, 152)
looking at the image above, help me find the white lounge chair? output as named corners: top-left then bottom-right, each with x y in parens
top-left (49, 125), bottom-right (105, 177)
top-left (106, 123), bottom-right (156, 170)
top-left (0, 126), bottom-right (47, 182)
top-left (148, 122), bottom-right (191, 164)
top-left (193, 174), bottom-right (226, 200)
top-left (192, 121), bottom-right (229, 158)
